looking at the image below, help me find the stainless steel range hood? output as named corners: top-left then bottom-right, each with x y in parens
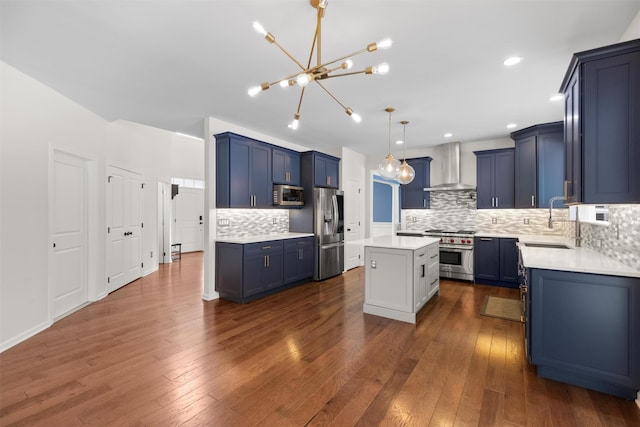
top-left (424, 141), bottom-right (476, 191)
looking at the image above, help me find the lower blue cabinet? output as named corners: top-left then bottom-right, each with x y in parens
top-left (474, 237), bottom-right (519, 288)
top-left (216, 238), bottom-right (312, 303)
top-left (528, 268), bottom-right (640, 399)
top-left (284, 237), bottom-right (314, 284)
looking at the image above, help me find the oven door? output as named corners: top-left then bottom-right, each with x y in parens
top-left (439, 246), bottom-right (474, 281)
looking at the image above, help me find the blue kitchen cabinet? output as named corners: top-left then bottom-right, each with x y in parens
top-left (400, 157), bottom-right (432, 209)
top-left (272, 146), bottom-right (301, 185)
top-left (512, 122), bottom-right (565, 208)
top-left (560, 39), bottom-right (640, 204)
top-left (527, 268), bottom-right (640, 399)
top-left (308, 151), bottom-right (340, 188)
top-left (474, 236), bottom-right (518, 288)
top-left (215, 240), bottom-right (286, 303)
top-left (475, 148), bottom-right (514, 209)
top-left (283, 237), bottom-right (314, 284)
top-left (215, 132), bottom-right (272, 208)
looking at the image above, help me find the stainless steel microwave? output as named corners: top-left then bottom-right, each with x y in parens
top-left (273, 184), bottom-right (304, 206)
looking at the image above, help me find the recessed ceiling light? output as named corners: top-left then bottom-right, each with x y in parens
top-left (444, 133), bottom-right (453, 138)
top-left (549, 93), bottom-right (564, 102)
top-left (503, 56), bottom-right (523, 66)
top-left (395, 139), bottom-right (404, 145)
top-left (507, 123), bottom-right (517, 129)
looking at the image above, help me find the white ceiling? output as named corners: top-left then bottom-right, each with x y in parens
top-left (2, 1), bottom-right (639, 155)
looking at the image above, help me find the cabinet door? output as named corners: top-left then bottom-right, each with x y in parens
top-left (499, 238), bottom-right (519, 284)
top-left (263, 248), bottom-right (284, 290)
top-left (243, 252), bottom-right (267, 297)
top-left (273, 148), bottom-right (300, 185)
top-left (401, 158), bottom-right (431, 209)
top-left (564, 71), bottom-right (581, 204)
top-left (229, 138), bottom-right (252, 208)
top-left (314, 154), bottom-right (339, 188)
top-left (494, 150), bottom-right (515, 209)
top-left (582, 52), bottom-right (640, 203)
top-left (515, 135), bottom-right (537, 208)
top-left (476, 154), bottom-right (495, 209)
top-left (283, 237), bottom-right (313, 284)
top-left (414, 248), bottom-right (428, 311)
top-left (474, 237), bottom-right (499, 281)
top-left (250, 143), bottom-right (272, 207)
top-left (537, 132), bottom-right (565, 208)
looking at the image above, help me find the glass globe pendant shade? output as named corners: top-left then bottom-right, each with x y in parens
top-left (397, 160), bottom-right (415, 184)
top-left (378, 154), bottom-right (401, 179)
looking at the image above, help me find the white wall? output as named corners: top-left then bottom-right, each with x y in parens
top-left (0, 62), bottom-right (204, 351)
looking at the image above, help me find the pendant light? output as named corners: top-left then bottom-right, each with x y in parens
top-left (397, 120), bottom-right (415, 184)
top-left (378, 107), bottom-right (401, 179)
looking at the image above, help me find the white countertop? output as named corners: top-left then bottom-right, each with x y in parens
top-left (216, 232), bottom-right (314, 244)
top-left (518, 242), bottom-right (640, 278)
top-left (353, 235), bottom-right (440, 250)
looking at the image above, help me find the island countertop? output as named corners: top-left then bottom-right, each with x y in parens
top-left (353, 235), bottom-right (440, 250)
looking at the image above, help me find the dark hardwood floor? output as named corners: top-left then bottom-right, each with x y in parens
top-left (1, 252), bottom-right (639, 426)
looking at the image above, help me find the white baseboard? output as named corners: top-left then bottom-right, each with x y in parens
top-left (202, 291), bottom-right (219, 301)
top-left (0, 320), bottom-right (51, 353)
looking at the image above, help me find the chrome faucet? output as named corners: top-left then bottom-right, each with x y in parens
top-left (548, 196), bottom-right (565, 228)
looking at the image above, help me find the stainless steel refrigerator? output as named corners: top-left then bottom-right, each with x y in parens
top-left (313, 188), bottom-right (344, 280)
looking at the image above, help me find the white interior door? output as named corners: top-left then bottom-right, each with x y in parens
top-left (172, 187), bottom-right (204, 252)
top-left (106, 166), bottom-right (142, 292)
top-left (51, 151), bottom-right (88, 318)
top-left (345, 178), bottom-right (363, 270)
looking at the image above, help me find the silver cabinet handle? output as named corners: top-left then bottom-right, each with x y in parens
top-left (480, 237), bottom-right (493, 241)
top-left (430, 253), bottom-right (438, 259)
top-left (495, 197), bottom-right (499, 208)
top-left (531, 195), bottom-right (535, 207)
top-left (431, 278), bottom-right (439, 286)
top-left (264, 255), bottom-right (267, 267)
top-left (262, 245), bottom-right (271, 250)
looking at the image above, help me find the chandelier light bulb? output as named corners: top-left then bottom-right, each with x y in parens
top-left (288, 118), bottom-right (299, 130)
top-left (377, 38), bottom-right (393, 49)
top-left (372, 62), bottom-right (390, 75)
top-left (248, 86), bottom-right (261, 97)
top-left (296, 73), bottom-right (312, 87)
top-left (279, 80), bottom-right (289, 88)
top-left (252, 21), bottom-right (267, 36)
top-left (344, 59), bottom-right (354, 69)
top-left (351, 113), bottom-right (362, 123)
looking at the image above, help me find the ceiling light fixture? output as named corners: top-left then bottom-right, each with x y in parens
top-left (444, 133), bottom-right (453, 138)
top-left (378, 107), bottom-right (401, 180)
top-left (397, 120), bottom-right (415, 185)
top-left (507, 123), bottom-right (518, 129)
top-left (503, 56), bottom-right (523, 66)
top-left (248, 0), bottom-right (392, 129)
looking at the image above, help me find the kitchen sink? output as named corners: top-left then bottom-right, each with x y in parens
top-left (523, 242), bottom-right (572, 249)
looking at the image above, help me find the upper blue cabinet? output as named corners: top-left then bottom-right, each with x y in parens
top-left (216, 132), bottom-right (272, 208)
top-left (400, 157), bottom-right (432, 209)
top-left (474, 148), bottom-right (515, 209)
top-left (512, 122), bottom-right (565, 208)
top-left (272, 146), bottom-right (301, 185)
top-left (304, 151), bottom-right (340, 189)
top-left (560, 39), bottom-right (640, 204)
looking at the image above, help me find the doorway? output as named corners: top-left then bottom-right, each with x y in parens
top-left (370, 172), bottom-right (400, 237)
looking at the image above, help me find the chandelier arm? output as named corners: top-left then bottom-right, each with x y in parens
top-left (320, 70), bottom-right (370, 79)
top-left (313, 80), bottom-right (348, 111)
top-left (311, 48), bottom-right (369, 71)
top-left (316, 5), bottom-right (322, 67)
top-left (271, 39), bottom-right (307, 71)
top-left (295, 86), bottom-right (306, 115)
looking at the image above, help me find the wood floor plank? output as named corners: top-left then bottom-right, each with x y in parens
top-left (1, 252), bottom-right (639, 426)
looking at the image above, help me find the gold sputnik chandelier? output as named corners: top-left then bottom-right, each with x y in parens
top-left (248, 0), bottom-right (392, 130)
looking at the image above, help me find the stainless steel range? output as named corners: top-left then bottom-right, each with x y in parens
top-left (425, 230), bottom-right (474, 281)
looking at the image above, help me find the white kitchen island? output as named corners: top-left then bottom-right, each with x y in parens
top-left (359, 235), bottom-right (440, 324)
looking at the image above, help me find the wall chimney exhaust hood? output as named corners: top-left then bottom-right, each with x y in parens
top-left (424, 141), bottom-right (476, 191)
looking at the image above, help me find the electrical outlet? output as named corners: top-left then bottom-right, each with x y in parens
top-left (150, 251), bottom-right (153, 258)
top-left (217, 218), bottom-right (230, 226)
top-left (492, 217), bottom-right (498, 224)
top-left (273, 218), bottom-right (278, 224)
top-left (412, 217), bottom-right (417, 222)
top-left (523, 218), bottom-right (530, 225)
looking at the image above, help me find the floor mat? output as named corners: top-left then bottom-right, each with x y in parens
top-left (480, 296), bottom-right (523, 322)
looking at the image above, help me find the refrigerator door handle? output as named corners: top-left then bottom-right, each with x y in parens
top-left (332, 194), bottom-right (338, 235)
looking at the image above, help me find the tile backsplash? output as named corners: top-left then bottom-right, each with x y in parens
top-left (216, 209), bottom-right (289, 238)
top-left (403, 191), bottom-right (639, 271)
top-left (402, 190), bottom-right (569, 235)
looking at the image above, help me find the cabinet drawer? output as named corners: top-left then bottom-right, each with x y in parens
top-left (245, 240), bottom-right (283, 256)
top-left (414, 247), bottom-right (428, 263)
top-left (427, 244), bottom-right (439, 267)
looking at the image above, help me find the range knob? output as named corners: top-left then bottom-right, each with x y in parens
top-left (450, 238), bottom-right (455, 243)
